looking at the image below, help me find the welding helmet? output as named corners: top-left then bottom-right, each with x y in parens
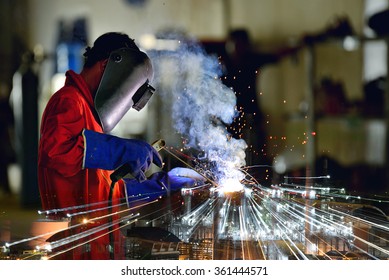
top-left (94, 47), bottom-right (155, 132)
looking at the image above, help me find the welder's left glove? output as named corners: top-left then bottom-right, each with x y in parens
top-left (124, 168), bottom-right (204, 203)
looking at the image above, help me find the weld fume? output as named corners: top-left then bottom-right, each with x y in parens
top-left (151, 41), bottom-right (247, 184)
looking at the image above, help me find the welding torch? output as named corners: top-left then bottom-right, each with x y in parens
top-left (110, 139), bottom-right (166, 183)
top-left (108, 138), bottom-right (166, 207)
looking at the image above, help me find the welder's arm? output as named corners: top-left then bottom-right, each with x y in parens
top-left (82, 129), bottom-right (162, 181)
top-left (124, 168), bottom-right (204, 203)
top-left (39, 97), bottom-right (86, 177)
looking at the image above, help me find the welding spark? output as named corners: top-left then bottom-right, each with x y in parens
top-left (218, 178), bottom-right (244, 193)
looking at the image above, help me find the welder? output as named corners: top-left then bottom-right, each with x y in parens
top-left (38, 32), bottom-right (199, 259)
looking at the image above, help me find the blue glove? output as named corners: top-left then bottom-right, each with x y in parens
top-left (124, 169), bottom-right (200, 202)
top-left (83, 129), bottom-right (162, 181)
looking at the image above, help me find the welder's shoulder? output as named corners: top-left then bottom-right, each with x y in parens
top-left (46, 86), bottom-right (85, 111)
top-left (51, 84), bottom-right (82, 100)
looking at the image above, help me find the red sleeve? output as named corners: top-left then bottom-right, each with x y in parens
top-left (39, 94), bottom-right (85, 177)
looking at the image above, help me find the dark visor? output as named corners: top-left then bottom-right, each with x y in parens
top-left (132, 82), bottom-right (155, 111)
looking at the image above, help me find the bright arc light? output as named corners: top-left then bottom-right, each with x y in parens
top-left (44, 244), bottom-right (52, 252)
top-left (219, 178), bottom-right (244, 194)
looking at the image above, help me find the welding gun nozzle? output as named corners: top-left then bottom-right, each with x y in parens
top-left (152, 139), bottom-right (165, 152)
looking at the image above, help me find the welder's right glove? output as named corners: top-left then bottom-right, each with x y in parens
top-left (82, 129), bottom-right (162, 182)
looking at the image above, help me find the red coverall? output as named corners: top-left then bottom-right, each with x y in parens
top-left (38, 70), bottom-right (126, 259)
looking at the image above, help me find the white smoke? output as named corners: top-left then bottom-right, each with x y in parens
top-left (150, 40), bottom-right (247, 186)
